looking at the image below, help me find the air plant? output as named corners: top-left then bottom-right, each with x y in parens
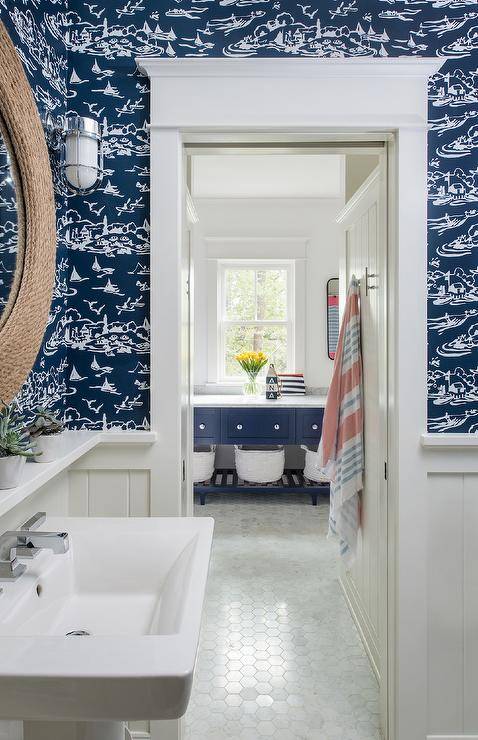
top-left (27, 407), bottom-right (65, 438)
top-left (0, 401), bottom-right (35, 458)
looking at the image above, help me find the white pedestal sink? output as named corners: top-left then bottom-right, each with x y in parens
top-left (0, 516), bottom-right (213, 739)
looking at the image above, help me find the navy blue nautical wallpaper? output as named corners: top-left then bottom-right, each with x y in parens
top-left (1, 0), bottom-right (478, 431)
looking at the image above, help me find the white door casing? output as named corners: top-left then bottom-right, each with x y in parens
top-left (182, 188), bottom-right (198, 517)
top-left (137, 57), bottom-right (444, 740)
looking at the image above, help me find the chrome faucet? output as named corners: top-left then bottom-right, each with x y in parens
top-left (0, 512), bottom-right (69, 581)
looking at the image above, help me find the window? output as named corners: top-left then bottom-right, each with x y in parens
top-left (217, 261), bottom-right (294, 381)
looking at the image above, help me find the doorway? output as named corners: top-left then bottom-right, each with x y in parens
top-left (182, 143), bottom-right (389, 739)
top-left (140, 54), bottom-right (442, 740)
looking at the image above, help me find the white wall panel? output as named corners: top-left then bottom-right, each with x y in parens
top-left (68, 468), bottom-right (151, 519)
top-left (68, 470), bottom-right (88, 516)
top-left (427, 471), bottom-right (478, 737)
top-left (87, 470), bottom-right (129, 517)
top-left (463, 475), bottom-right (478, 734)
top-left (427, 473), bottom-right (465, 735)
top-left (128, 470), bottom-right (151, 517)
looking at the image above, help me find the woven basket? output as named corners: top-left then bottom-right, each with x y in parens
top-left (234, 445), bottom-right (285, 484)
top-left (301, 445), bottom-right (330, 484)
top-left (193, 445), bottom-right (216, 483)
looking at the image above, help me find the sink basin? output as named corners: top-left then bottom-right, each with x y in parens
top-left (0, 516), bottom-right (213, 722)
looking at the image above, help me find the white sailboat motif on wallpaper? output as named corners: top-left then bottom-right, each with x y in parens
top-left (92, 278), bottom-right (124, 295)
top-left (91, 355), bottom-right (113, 376)
top-left (69, 365), bottom-right (87, 382)
top-left (90, 377), bottom-right (121, 395)
top-left (70, 267), bottom-right (88, 283)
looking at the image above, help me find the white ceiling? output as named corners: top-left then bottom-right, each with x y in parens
top-left (191, 154), bottom-right (344, 199)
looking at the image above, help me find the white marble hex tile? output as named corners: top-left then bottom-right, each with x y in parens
top-left (184, 492), bottom-right (380, 740)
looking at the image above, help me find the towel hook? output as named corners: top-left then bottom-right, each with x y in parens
top-left (365, 266), bottom-right (377, 296)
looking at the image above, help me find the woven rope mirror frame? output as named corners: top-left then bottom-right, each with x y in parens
top-left (0, 21), bottom-right (56, 403)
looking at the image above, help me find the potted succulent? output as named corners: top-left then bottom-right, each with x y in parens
top-left (27, 407), bottom-right (66, 463)
top-left (0, 401), bottom-right (35, 489)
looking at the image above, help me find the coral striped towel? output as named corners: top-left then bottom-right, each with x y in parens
top-left (316, 276), bottom-right (363, 564)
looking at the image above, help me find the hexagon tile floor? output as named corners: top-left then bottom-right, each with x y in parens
top-left (184, 491), bottom-right (381, 740)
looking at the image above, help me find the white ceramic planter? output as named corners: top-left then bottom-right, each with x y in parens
top-left (32, 432), bottom-right (65, 463)
top-left (0, 455), bottom-right (26, 489)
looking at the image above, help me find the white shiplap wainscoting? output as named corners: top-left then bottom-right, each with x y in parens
top-left (422, 435), bottom-right (478, 740)
top-left (68, 433), bottom-right (157, 517)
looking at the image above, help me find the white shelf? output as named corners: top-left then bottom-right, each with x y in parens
top-left (99, 431), bottom-right (157, 445)
top-left (193, 394), bottom-right (327, 409)
top-left (0, 432), bottom-right (101, 519)
top-left (421, 433), bottom-right (478, 448)
top-left (0, 430), bottom-right (159, 520)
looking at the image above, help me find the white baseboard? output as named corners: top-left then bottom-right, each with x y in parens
top-left (339, 570), bottom-right (380, 681)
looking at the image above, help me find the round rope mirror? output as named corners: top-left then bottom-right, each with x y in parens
top-left (0, 21), bottom-right (56, 403)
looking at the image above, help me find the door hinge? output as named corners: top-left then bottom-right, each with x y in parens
top-left (384, 461), bottom-right (388, 481)
top-left (182, 459), bottom-right (186, 482)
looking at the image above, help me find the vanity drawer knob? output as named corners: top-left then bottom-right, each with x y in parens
top-left (236, 424), bottom-right (243, 430)
top-left (312, 424), bottom-right (319, 431)
top-left (274, 424), bottom-right (280, 431)
top-left (199, 423), bottom-right (206, 430)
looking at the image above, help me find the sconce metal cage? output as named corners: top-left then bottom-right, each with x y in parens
top-left (43, 112), bottom-right (104, 195)
top-left (63, 116), bottom-right (104, 195)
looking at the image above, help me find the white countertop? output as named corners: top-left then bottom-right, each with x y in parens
top-left (193, 394), bottom-right (327, 408)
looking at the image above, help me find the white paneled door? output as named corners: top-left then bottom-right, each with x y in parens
top-left (337, 160), bottom-right (389, 737)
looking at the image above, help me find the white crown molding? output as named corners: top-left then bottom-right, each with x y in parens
top-left (136, 57), bottom-right (444, 131)
top-left (136, 57), bottom-right (443, 80)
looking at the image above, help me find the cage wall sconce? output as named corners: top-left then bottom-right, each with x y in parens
top-left (44, 113), bottom-right (104, 195)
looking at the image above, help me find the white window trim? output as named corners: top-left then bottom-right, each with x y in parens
top-left (207, 257), bottom-right (305, 385)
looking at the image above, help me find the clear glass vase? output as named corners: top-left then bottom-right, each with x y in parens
top-left (242, 375), bottom-right (261, 397)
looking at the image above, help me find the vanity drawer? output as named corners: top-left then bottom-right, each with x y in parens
top-left (194, 408), bottom-right (220, 444)
top-left (221, 408), bottom-right (295, 445)
top-left (296, 408), bottom-right (324, 444)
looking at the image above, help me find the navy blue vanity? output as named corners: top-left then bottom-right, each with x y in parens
top-left (193, 396), bottom-right (329, 506)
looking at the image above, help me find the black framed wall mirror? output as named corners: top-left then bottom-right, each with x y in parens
top-left (327, 277), bottom-right (339, 360)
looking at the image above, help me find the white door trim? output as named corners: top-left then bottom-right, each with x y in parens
top-left (138, 56), bottom-right (444, 740)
